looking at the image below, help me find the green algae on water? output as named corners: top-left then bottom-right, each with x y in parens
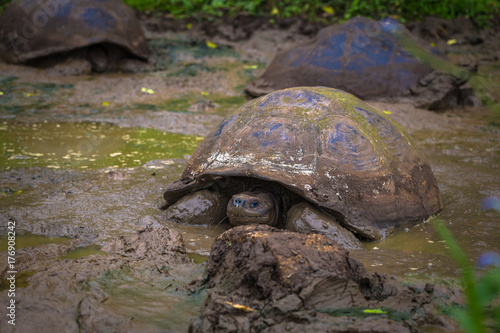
top-left (0, 121), bottom-right (204, 170)
top-left (186, 252), bottom-right (209, 263)
top-left (0, 234), bottom-right (69, 252)
top-left (60, 244), bottom-right (108, 259)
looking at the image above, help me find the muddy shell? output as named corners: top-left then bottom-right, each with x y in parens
top-left (245, 17), bottom-right (440, 99)
top-left (0, 0), bottom-right (149, 63)
top-left (163, 87), bottom-right (442, 240)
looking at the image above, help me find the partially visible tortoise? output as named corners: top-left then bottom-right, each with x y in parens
top-left (163, 87), bottom-right (442, 248)
top-left (0, 0), bottom-right (150, 73)
top-left (245, 17), bottom-right (441, 100)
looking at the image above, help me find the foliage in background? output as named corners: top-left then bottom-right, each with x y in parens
top-left (0, 0), bottom-right (498, 27)
top-left (120, 0), bottom-right (499, 27)
top-left (0, 0), bottom-right (9, 12)
top-left (433, 218), bottom-right (500, 333)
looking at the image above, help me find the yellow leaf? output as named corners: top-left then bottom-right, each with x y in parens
top-left (322, 6), bottom-right (334, 14)
top-left (244, 65), bottom-right (258, 69)
top-left (430, 42), bottom-right (436, 47)
top-left (271, 7), bottom-right (279, 15)
top-left (102, 101), bottom-right (110, 106)
top-left (0, 91), bottom-right (4, 96)
top-left (201, 91), bottom-right (209, 96)
top-left (383, 110), bottom-right (392, 114)
top-left (14, 190), bottom-right (23, 194)
top-left (141, 87), bottom-right (154, 94)
top-left (226, 301), bottom-right (254, 312)
top-left (206, 41), bottom-right (217, 49)
top-left (186, 23), bottom-right (193, 29)
top-left (447, 39), bottom-right (457, 45)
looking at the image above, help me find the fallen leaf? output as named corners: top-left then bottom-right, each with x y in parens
top-left (226, 301), bottom-right (254, 312)
top-left (206, 41), bottom-right (217, 49)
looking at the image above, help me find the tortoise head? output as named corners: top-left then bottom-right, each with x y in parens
top-left (226, 190), bottom-right (280, 227)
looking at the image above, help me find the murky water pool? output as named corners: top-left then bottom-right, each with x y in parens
top-left (352, 109), bottom-right (500, 278)
top-left (0, 121), bottom-right (203, 170)
top-left (0, 26), bottom-right (499, 332)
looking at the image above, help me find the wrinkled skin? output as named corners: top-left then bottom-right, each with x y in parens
top-left (165, 190), bottom-right (229, 226)
top-left (286, 202), bottom-right (362, 249)
top-left (227, 190), bottom-right (280, 226)
top-left (165, 186), bottom-right (364, 249)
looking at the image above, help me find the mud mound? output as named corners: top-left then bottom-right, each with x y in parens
top-left (190, 225), bottom-right (461, 332)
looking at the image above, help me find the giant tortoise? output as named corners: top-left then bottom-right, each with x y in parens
top-left (0, 0), bottom-right (149, 72)
top-left (245, 17), bottom-right (442, 100)
top-left (163, 87), bottom-right (442, 247)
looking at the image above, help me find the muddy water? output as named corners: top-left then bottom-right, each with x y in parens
top-left (351, 106), bottom-right (500, 278)
top-left (1, 121), bottom-right (204, 169)
top-left (0, 24), bottom-right (499, 332)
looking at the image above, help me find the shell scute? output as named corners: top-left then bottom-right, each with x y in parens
top-left (164, 87), bottom-right (442, 240)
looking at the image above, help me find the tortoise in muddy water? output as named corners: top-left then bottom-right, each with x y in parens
top-left (245, 17), bottom-right (442, 100)
top-left (0, 0), bottom-right (150, 73)
top-left (162, 87), bottom-right (442, 248)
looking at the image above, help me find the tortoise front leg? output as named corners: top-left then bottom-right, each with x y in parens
top-left (285, 202), bottom-right (364, 249)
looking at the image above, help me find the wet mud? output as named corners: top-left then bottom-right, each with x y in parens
top-left (191, 225), bottom-right (461, 333)
top-left (0, 13), bottom-right (499, 332)
top-left (0, 226), bottom-right (204, 333)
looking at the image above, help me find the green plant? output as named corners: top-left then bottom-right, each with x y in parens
top-left (433, 218), bottom-right (500, 333)
top-left (120, 0), bottom-right (500, 28)
top-left (0, 0), bottom-right (11, 12)
top-left (0, 1), bottom-right (498, 28)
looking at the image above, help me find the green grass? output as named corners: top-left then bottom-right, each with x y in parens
top-left (123, 0), bottom-right (499, 27)
top-left (0, 1), bottom-right (498, 27)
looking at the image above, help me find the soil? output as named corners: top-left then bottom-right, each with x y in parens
top-left (0, 226), bottom-right (203, 333)
top-left (191, 225), bottom-right (461, 332)
top-left (0, 12), bottom-right (498, 333)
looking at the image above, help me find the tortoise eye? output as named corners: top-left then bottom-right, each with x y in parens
top-left (250, 201), bottom-right (259, 208)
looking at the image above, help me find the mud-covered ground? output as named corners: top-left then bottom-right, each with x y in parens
top-left (0, 14), bottom-right (499, 332)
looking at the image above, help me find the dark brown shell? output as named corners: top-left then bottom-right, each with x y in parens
top-left (245, 17), bottom-right (439, 99)
top-left (164, 87), bottom-right (442, 240)
top-left (0, 0), bottom-right (149, 63)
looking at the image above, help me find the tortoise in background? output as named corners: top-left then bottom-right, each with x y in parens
top-left (245, 17), bottom-right (441, 100)
top-left (162, 87), bottom-right (442, 248)
top-left (0, 0), bottom-right (150, 73)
